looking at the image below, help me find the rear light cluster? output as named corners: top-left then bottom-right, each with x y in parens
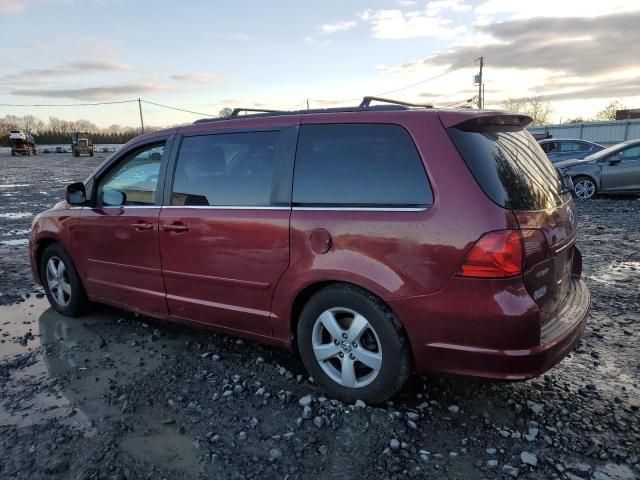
top-left (457, 229), bottom-right (549, 279)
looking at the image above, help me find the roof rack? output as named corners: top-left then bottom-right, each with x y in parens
top-left (193, 96), bottom-right (434, 124)
top-left (229, 107), bottom-right (285, 117)
top-left (359, 96), bottom-right (433, 109)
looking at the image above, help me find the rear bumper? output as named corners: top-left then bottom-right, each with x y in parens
top-left (393, 276), bottom-right (590, 380)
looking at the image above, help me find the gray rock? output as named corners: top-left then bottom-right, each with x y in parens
top-left (486, 448), bottom-right (497, 455)
top-left (487, 459), bottom-right (498, 468)
top-left (502, 464), bottom-right (520, 477)
top-left (407, 420), bottom-right (417, 430)
top-left (389, 439), bottom-right (400, 450)
top-left (521, 451), bottom-right (538, 467)
top-left (269, 448), bottom-right (283, 461)
top-left (238, 431), bottom-right (247, 441)
top-left (298, 395), bottom-right (313, 407)
top-left (354, 399), bottom-right (366, 409)
top-left (313, 416), bottom-right (324, 428)
top-left (448, 405), bottom-right (460, 414)
top-left (527, 401), bottom-right (544, 415)
top-left (302, 405), bottom-right (313, 419)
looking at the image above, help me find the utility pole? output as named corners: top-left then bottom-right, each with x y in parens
top-left (306, 99), bottom-right (310, 110)
top-left (138, 98), bottom-right (145, 134)
top-left (477, 56), bottom-right (484, 109)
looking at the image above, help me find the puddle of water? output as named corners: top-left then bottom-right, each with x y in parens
top-left (0, 212), bottom-right (33, 219)
top-left (0, 184), bottom-right (30, 188)
top-left (0, 239), bottom-right (28, 246)
top-left (593, 463), bottom-right (638, 480)
top-left (0, 300), bottom-right (189, 431)
top-left (121, 426), bottom-right (200, 476)
top-left (589, 261), bottom-right (640, 285)
top-left (2, 229), bottom-right (30, 236)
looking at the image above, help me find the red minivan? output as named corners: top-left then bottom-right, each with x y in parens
top-left (30, 98), bottom-right (590, 403)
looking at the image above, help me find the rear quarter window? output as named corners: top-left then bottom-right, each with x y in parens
top-left (448, 124), bottom-right (568, 211)
top-left (293, 124), bottom-right (432, 207)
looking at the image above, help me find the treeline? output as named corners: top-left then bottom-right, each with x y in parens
top-left (0, 114), bottom-right (145, 146)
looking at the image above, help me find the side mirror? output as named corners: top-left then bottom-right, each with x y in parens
top-left (65, 182), bottom-right (86, 205)
top-left (609, 156), bottom-right (622, 165)
top-left (102, 188), bottom-right (127, 206)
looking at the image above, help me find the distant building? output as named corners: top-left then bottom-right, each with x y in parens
top-left (616, 109), bottom-right (640, 120)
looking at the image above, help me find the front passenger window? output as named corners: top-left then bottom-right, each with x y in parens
top-left (98, 144), bottom-right (165, 206)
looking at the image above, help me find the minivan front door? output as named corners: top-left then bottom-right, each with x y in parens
top-left (159, 128), bottom-right (296, 337)
top-left (79, 141), bottom-right (169, 317)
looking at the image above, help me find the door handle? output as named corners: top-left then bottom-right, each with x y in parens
top-left (163, 223), bottom-right (189, 233)
top-left (131, 222), bottom-right (154, 231)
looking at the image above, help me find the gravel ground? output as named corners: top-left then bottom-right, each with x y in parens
top-left (0, 153), bottom-right (638, 480)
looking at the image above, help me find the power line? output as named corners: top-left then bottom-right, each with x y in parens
top-left (309, 58), bottom-right (479, 105)
top-left (0, 99), bottom-right (138, 107)
top-left (141, 100), bottom-right (216, 117)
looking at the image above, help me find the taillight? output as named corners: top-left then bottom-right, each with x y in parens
top-left (521, 229), bottom-right (549, 269)
top-left (457, 230), bottom-right (523, 278)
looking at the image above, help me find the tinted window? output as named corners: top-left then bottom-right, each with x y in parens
top-left (559, 142), bottom-right (581, 152)
top-left (448, 124), bottom-right (568, 210)
top-left (172, 131), bottom-right (280, 206)
top-left (293, 124), bottom-right (432, 207)
top-left (578, 142), bottom-right (592, 152)
top-left (619, 145), bottom-right (640, 161)
top-left (98, 143), bottom-right (164, 206)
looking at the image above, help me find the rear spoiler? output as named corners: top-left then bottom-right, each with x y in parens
top-left (439, 111), bottom-right (532, 129)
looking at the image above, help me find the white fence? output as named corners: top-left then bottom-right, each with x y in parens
top-left (528, 119), bottom-right (640, 146)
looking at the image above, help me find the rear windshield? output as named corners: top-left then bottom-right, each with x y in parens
top-left (448, 124), bottom-right (568, 210)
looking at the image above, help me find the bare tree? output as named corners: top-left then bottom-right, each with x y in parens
top-left (218, 107), bottom-right (233, 118)
top-left (596, 100), bottom-right (626, 121)
top-left (502, 96), bottom-right (554, 126)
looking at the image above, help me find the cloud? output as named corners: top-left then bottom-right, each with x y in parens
top-left (10, 83), bottom-right (168, 100)
top-left (0, 61), bottom-right (132, 84)
top-left (320, 20), bottom-right (357, 34)
top-left (412, 11), bottom-right (640, 77)
top-left (170, 73), bottom-right (223, 85)
top-left (475, 0), bottom-right (638, 19)
top-left (359, 7), bottom-right (467, 39)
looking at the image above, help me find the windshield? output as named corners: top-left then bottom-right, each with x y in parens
top-left (584, 140), bottom-right (637, 162)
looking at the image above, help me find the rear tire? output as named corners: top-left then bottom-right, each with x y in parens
top-left (573, 176), bottom-right (597, 200)
top-left (297, 284), bottom-right (411, 404)
top-left (40, 243), bottom-right (89, 316)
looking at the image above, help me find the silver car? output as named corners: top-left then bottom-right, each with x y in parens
top-left (556, 139), bottom-right (640, 199)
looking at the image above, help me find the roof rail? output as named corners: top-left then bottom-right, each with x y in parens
top-left (192, 96), bottom-right (433, 124)
top-left (359, 96), bottom-right (433, 109)
top-left (229, 107), bottom-right (284, 117)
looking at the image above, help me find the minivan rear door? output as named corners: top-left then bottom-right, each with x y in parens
top-left (158, 125), bottom-right (298, 336)
top-left (445, 114), bottom-right (577, 326)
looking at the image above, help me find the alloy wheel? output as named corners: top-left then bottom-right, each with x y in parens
top-left (45, 256), bottom-right (72, 307)
top-left (574, 179), bottom-right (596, 199)
top-left (311, 307), bottom-right (383, 388)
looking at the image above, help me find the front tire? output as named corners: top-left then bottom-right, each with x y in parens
top-left (40, 243), bottom-right (89, 316)
top-left (573, 176), bottom-right (597, 200)
top-left (297, 284), bottom-right (411, 404)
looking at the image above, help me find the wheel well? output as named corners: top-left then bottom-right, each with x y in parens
top-left (572, 174), bottom-right (597, 184)
top-left (34, 238), bottom-right (59, 282)
top-left (289, 281), bottom-right (412, 361)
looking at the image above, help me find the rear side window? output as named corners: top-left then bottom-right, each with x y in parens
top-left (448, 123), bottom-right (568, 211)
top-left (171, 131), bottom-right (280, 206)
top-left (293, 124), bottom-right (432, 207)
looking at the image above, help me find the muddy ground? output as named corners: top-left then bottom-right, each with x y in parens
top-left (0, 153), bottom-right (638, 480)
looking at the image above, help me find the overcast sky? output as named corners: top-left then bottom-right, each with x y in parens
top-left (0, 0), bottom-right (639, 127)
